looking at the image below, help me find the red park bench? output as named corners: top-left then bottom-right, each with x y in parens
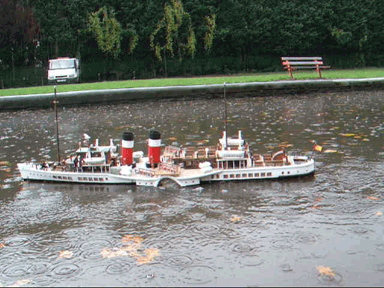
top-left (281, 57), bottom-right (331, 79)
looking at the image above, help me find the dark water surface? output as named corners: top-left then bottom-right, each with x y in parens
top-left (0, 90), bottom-right (383, 286)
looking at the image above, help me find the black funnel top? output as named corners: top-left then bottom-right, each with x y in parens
top-left (149, 130), bottom-right (161, 140)
top-left (122, 132), bottom-right (134, 141)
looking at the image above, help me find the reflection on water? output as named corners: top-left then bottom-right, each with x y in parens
top-left (0, 90), bottom-right (383, 286)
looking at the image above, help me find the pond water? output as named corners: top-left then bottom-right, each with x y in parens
top-left (0, 90), bottom-right (383, 286)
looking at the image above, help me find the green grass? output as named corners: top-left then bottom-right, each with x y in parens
top-left (1, 67), bottom-right (384, 97)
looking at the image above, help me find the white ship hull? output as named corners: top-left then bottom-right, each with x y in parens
top-left (17, 156), bottom-right (315, 188)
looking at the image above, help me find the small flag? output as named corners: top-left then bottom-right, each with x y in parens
top-left (313, 144), bottom-right (323, 152)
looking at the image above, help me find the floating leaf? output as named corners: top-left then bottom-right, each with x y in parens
top-left (58, 250), bottom-right (73, 258)
top-left (167, 137), bottom-right (177, 141)
top-left (230, 216), bottom-right (242, 222)
top-left (101, 242), bottom-right (159, 264)
top-left (313, 145), bottom-right (323, 152)
top-left (122, 235), bottom-right (143, 244)
top-left (137, 248), bottom-right (160, 264)
top-left (122, 235), bottom-right (134, 242)
top-left (101, 248), bottom-right (128, 258)
top-left (279, 143), bottom-right (293, 148)
top-left (0, 243), bottom-right (5, 249)
top-left (376, 212), bottom-right (382, 216)
top-left (323, 149), bottom-right (338, 153)
top-left (0, 161), bottom-right (10, 166)
top-left (340, 133), bottom-right (355, 137)
top-left (367, 196), bottom-right (379, 201)
top-left (8, 279), bottom-right (31, 287)
top-left (317, 266), bottom-right (336, 277)
top-left (362, 138), bottom-right (370, 142)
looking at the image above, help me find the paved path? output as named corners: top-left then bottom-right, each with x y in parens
top-left (1, 77), bottom-right (384, 110)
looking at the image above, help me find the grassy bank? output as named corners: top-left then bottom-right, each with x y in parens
top-left (1, 67), bottom-right (384, 97)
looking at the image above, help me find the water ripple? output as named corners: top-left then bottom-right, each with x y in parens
top-left (270, 238), bottom-right (296, 250)
top-left (2, 263), bottom-right (31, 279)
top-left (163, 254), bottom-right (195, 268)
top-left (295, 232), bottom-right (322, 244)
top-left (190, 222), bottom-right (221, 235)
top-left (317, 271), bottom-right (344, 285)
top-left (123, 263), bottom-right (183, 286)
top-left (166, 224), bottom-right (188, 233)
top-left (105, 260), bottom-right (134, 275)
top-left (51, 263), bottom-right (81, 279)
top-left (4, 235), bottom-right (31, 248)
top-left (179, 265), bottom-right (218, 285)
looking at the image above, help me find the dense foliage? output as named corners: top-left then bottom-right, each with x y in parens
top-left (1, 0), bottom-right (383, 88)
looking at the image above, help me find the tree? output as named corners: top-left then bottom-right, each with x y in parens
top-left (0, 0), bottom-right (39, 78)
top-left (150, 0), bottom-right (196, 76)
top-left (87, 6), bottom-right (123, 59)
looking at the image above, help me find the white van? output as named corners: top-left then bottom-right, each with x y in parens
top-left (48, 57), bottom-right (80, 84)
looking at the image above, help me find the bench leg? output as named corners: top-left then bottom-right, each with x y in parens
top-left (288, 68), bottom-right (293, 79)
top-left (317, 68), bottom-right (322, 78)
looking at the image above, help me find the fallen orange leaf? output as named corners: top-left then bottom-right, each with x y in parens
top-left (122, 235), bottom-right (143, 243)
top-left (230, 216), bottom-right (242, 222)
top-left (8, 279), bottom-right (31, 287)
top-left (376, 212), bottom-right (382, 216)
top-left (101, 248), bottom-right (128, 258)
top-left (58, 250), bottom-right (73, 258)
top-left (323, 149), bottom-right (338, 153)
top-left (367, 196), bottom-right (379, 201)
top-left (317, 266), bottom-right (336, 277)
top-left (137, 248), bottom-right (160, 264)
top-left (122, 235), bottom-right (134, 242)
top-left (0, 243), bottom-right (5, 249)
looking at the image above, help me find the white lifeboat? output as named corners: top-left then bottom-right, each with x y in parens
top-left (216, 150), bottom-right (245, 158)
top-left (199, 161), bottom-right (213, 173)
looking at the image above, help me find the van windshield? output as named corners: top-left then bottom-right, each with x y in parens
top-left (49, 59), bottom-right (75, 70)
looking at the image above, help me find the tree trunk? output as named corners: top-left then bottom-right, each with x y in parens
top-left (163, 49), bottom-right (167, 78)
top-left (55, 39), bottom-right (59, 58)
top-left (11, 49), bottom-right (15, 81)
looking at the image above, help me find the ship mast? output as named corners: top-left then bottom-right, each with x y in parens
top-left (223, 82), bottom-right (228, 148)
top-left (53, 86), bottom-right (61, 163)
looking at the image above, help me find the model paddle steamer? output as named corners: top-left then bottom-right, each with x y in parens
top-left (17, 130), bottom-right (315, 187)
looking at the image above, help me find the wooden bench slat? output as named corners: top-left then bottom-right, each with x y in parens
top-left (281, 57), bottom-right (322, 60)
top-left (285, 66), bottom-right (329, 70)
top-left (282, 61), bottom-right (323, 65)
